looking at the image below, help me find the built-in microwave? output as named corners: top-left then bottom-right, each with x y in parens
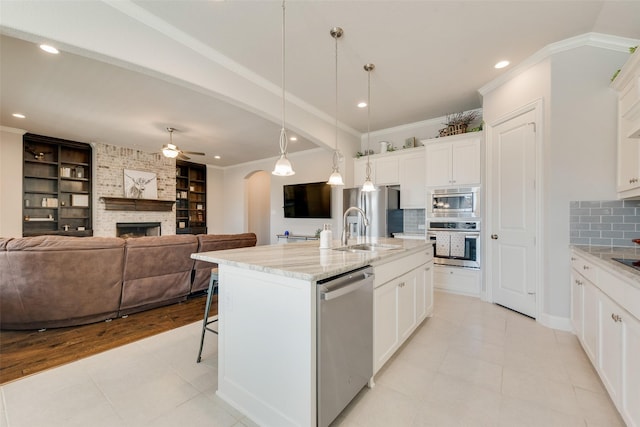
top-left (428, 187), bottom-right (479, 218)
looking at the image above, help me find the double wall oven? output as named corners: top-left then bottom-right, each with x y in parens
top-left (427, 187), bottom-right (480, 269)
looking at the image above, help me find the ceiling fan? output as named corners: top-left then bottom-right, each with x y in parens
top-left (162, 127), bottom-right (205, 160)
top-left (25, 146), bottom-right (52, 160)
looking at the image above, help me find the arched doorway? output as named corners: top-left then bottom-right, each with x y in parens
top-left (245, 170), bottom-right (270, 245)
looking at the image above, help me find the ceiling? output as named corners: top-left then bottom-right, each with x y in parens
top-left (1, 1), bottom-right (639, 167)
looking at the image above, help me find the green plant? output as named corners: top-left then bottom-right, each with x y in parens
top-left (444, 111), bottom-right (479, 127)
top-left (611, 46), bottom-right (638, 82)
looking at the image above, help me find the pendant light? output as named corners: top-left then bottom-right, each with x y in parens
top-left (326, 27), bottom-right (345, 186)
top-left (272, 0), bottom-right (295, 176)
top-left (362, 63), bottom-right (376, 192)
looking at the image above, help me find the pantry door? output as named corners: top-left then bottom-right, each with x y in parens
top-left (488, 105), bottom-right (539, 318)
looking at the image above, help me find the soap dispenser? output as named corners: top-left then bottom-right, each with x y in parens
top-left (319, 224), bottom-right (332, 249)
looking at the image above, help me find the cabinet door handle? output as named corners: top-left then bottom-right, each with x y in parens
top-left (575, 279), bottom-right (583, 286)
top-left (583, 265), bottom-right (589, 270)
top-left (398, 282), bottom-right (405, 288)
top-left (491, 234), bottom-right (498, 240)
top-left (571, 257), bottom-right (577, 261)
top-left (611, 313), bottom-right (622, 322)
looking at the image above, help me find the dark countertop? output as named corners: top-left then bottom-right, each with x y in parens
top-left (571, 245), bottom-right (640, 287)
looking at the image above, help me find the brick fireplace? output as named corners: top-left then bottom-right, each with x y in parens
top-left (93, 143), bottom-right (176, 237)
top-left (116, 222), bottom-right (161, 238)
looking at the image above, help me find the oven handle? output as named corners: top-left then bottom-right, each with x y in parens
top-left (427, 232), bottom-right (480, 239)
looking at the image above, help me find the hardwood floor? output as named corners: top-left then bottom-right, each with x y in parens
top-left (0, 293), bottom-right (212, 385)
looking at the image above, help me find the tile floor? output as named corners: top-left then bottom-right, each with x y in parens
top-left (0, 292), bottom-right (625, 427)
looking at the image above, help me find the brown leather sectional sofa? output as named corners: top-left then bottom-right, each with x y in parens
top-left (0, 233), bottom-right (256, 330)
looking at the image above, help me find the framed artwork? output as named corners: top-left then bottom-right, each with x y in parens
top-left (124, 169), bottom-right (158, 199)
top-left (404, 137), bottom-right (416, 149)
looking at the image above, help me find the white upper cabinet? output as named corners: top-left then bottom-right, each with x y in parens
top-left (353, 148), bottom-right (425, 195)
top-left (611, 51), bottom-right (640, 199)
top-left (399, 149), bottom-right (426, 208)
top-left (375, 157), bottom-right (400, 185)
top-left (423, 133), bottom-right (482, 188)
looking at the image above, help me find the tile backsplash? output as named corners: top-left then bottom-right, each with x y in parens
top-left (570, 200), bottom-right (640, 247)
top-left (403, 209), bottom-right (425, 233)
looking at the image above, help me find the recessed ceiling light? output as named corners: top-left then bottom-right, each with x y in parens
top-left (39, 44), bottom-right (59, 54)
top-left (289, 136), bottom-right (297, 142)
top-left (357, 102), bottom-right (367, 108)
top-left (214, 155), bottom-right (221, 159)
top-left (495, 60), bottom-right (510, 69)
top-left (12, 113), bottom-right (26, 119)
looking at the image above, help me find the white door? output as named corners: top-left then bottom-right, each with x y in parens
top-left (489, 109), bottom-right (537, 318)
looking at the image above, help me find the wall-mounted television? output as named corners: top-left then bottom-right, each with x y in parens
top-left (283, 182), bottom-right (332, 219)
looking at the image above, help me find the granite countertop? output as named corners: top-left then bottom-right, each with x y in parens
top-left (572, 245), bottom-right (640, 286)
top-left (192, 237), bottom-right (431, 282)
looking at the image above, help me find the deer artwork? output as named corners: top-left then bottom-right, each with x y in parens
top-left (125, 173), bottom-right (155, 199)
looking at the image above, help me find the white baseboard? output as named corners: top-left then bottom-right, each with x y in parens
top-left (537, 312), bottom-right (573, 332)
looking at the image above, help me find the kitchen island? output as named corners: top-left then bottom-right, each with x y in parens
top-left (191, 237), bottom-right (432, 427)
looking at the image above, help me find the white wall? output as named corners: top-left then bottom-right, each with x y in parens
top-left (545, 46), bottom-right (624, 317)
top-left (361, 109), bottom-right (483, 156)
top-left (0, 127), bottom-right (26, 238)
top-left (482, 45), bottom-right (629, 321)
top-left (221, 148), bottom-right (346, 244)
top-left (206, 166), bottom-right (225, 234)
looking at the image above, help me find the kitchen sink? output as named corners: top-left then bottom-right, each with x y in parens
top-left (333, 243), bottom-right (402, 253)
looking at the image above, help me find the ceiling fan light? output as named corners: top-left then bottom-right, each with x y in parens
top-left (272, 154), bottom-right (295, 176)
top-left (162, 144), bottom-right (179, 158)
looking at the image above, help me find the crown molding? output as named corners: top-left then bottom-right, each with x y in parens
top-left (479, 32), bottom-right (640, 96)
top-left (0, 126), bottom-right (27, 135)
top-left (104, 0), bottom-right (361, 139)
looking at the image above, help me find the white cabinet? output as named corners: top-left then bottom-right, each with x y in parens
top-left (373, 250), bottom-right (433, 373)
top-left (354, 157), bottom-right (373, 187)
top-left (374, 277), bottom-right (400, 370)
top-left (399, 150), bottom-right (426, 208)
top-left (599, 293), bottom-right (623, 404)
top-left (416, 263), bottom-right (433, 322)
top-left (397, 271), bottom-right (417, 342)
top-left (570, 248), bottom-right (640, 427)
top-left (582, 279), bottom-right (599, 364)
top-left (622, 312), bottom-right (640, 427)
top-left (354, 149), bottom-right (425, 190)
top-left (376, 157), bottom-right (400, 185)
top-left (424, 133), bottom-right (481, 187)
top-left (433, 265), bottom-right (480, 297)
top-left (612, 50), bottom-right (640, 199)
top-left (354, 155), bottom-right (398, 186)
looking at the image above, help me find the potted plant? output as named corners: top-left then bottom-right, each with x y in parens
top-left (439, 111), bottom-right (480, 137)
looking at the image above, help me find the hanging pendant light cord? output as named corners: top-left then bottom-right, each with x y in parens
top-left (366, 65), bottom-right (372, 179)
top-left (279, 0), bottom-right (287, 156)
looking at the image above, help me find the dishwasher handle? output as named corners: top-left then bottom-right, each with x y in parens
top-left (320, 271), bottom-right (374, 301)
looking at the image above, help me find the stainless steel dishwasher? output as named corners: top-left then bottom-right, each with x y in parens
top-left (317, 266), bottom-right (374, 427)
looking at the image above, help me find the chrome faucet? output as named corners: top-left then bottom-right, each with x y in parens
top-left (342, 207), bottom-right (369, 246)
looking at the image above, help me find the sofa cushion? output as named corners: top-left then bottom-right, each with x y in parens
top-left (1, 236), bottom-right (125, 329)
top-left (191, 233), bottom-right (257, 292)
top-left (120, 234), bottom-right (198, 314)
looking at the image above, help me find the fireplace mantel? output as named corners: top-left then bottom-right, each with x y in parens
top-left (100, 197), bottom-right (175, 212)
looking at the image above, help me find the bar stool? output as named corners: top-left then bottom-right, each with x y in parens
top-left (196, 267), bottom-right (218, 363)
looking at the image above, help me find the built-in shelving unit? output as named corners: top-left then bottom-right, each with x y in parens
top-left (23, 133), bottom-right (93, 237)
top-left (175, 160), bottom-right (207, 234)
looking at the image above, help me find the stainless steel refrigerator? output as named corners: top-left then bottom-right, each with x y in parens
top-left (343, 186), bottom-right (403, 239)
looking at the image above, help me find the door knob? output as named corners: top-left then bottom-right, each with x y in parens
top-left (491, 234), bottom-right (498, 240)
